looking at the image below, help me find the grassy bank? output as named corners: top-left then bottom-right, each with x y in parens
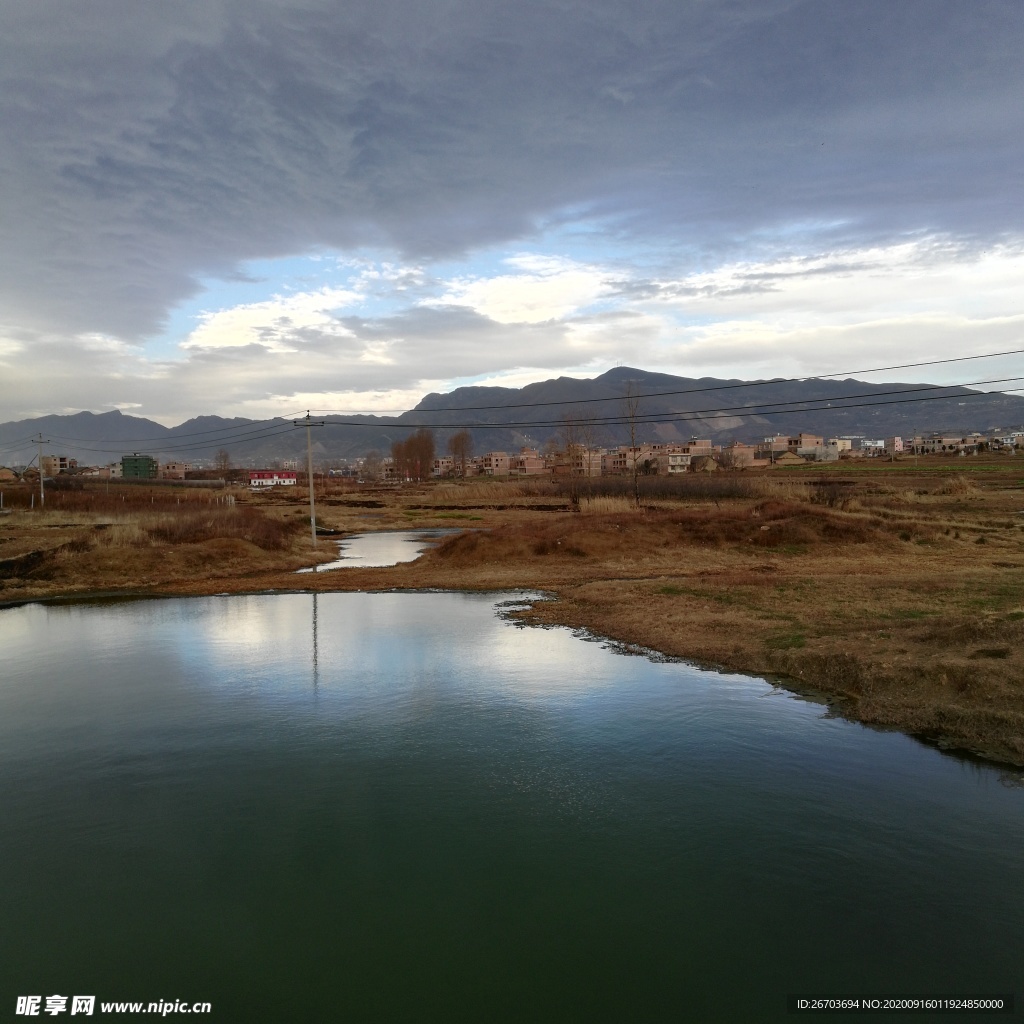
top-left (2, 460), bottom-right (1022, 766)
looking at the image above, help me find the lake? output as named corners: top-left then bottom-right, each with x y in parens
top-left (1, 591), bottom-right (1021, 1022)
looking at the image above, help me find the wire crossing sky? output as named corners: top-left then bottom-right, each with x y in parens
top-left (3, 348), bottom-right (1022, 458)
top-left (2, 0), bottom-right (1022, 425)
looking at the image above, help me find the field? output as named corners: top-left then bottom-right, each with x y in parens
top-left (2, 456), bottom-right (1023, 766)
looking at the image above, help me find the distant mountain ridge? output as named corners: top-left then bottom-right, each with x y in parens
top-left (3, 368), bottom-right (1023, 466)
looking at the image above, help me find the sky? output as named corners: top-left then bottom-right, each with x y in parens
top-left (2, 0), bottom-right (1023, 425)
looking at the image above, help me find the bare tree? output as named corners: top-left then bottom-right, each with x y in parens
top-left (362, 450), bottom-right (383, 482)
top-left (214, 449), bottom-right (231, 474)
top-left (559, 414), bottom-right (582, 509)
top-left (447, 429), bottom-right (473, 478)
top-left (392, 428), bottom-right (436, 482)
top-left (623, 382), bottom-right (642, 508)
top-left (576, 415), bottom-right (602, 507)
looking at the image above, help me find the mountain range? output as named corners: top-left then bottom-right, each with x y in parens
top-left (3, 367), bottom-right (1023, 468)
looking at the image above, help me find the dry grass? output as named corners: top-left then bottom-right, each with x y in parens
top-left (143, 507), bottom-right (300, 550)
top-left (431, 502), bottom-right (886, 566)
top-left (0, 498), bottom-right (312, 595)
top-left (429, 480), bottom-right (549, 503)
top-left (3, 456), bottom-right (1024, 766)
top-left (934, 474), bottom-right (979, 496)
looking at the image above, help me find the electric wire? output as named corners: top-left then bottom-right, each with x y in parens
top-left (1, 349), bottom-right (1022, 458)
top-left (308, 347), bottom-right (1024, 415)
top-left (305, 377), bottom-right (1024, 431)
top-left (35, 423), bottom-right (302, 457)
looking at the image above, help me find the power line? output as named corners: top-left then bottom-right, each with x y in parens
top-left (2, 348), bottom-right (1021, 455)
top-left (46, 419), bottom-right (287, 446)
top-left (307, 377), bottom-right (1024, 431)
top-left (5, 381), bottom-right (1021, 455)
top-left (309, 347), bottom-right (1024, 415)
top-left (28, 423), bottom-right (301, 457)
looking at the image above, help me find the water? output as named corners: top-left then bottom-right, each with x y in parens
top-left (296, 528), bottom-right (464, 571)
top-left (1, 592), bottom-right (1022, 1022)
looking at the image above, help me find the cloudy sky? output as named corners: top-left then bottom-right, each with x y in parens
top-left (2, 0), bottom-right (1023, 424)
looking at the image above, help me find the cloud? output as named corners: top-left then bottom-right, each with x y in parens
top-left (2, 235), bottom-right (1023, 426)
top-left (2, 1), bottom-right (1023, 424)
top-left (433, 255), bottom-right (614, 323)
top-left (2, 0), bottom-right (1023, 346)
top-left (662, 314), bottom-right (1024, 390)
top-left (183, 287), bottom-right (362, 352)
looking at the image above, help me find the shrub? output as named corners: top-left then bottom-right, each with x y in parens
top-left (145, 508), bottom-right (301, 550)
top-left (934, 474), bottom-right (978, 496)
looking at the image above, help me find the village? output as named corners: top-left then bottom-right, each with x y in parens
top-left (3, 428), bottom-right (1022, 492)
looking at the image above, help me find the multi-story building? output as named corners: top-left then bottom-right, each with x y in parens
top-left (509, 448), bottom-right (545, 476)
top-left (719, 443), bottom-right (758, 468)
top-left (758, 433), bottom-right (825, 459)
top-left (476, 452), bottom-right (510, 476)
top-left (567, 446), bottom-right (603, 477)
top-left (601, 445), bottom-right (658, 475)
top-left (40, 455), bottom-right (78, 476)
top-left (121, 454), bottom-right (158, 479)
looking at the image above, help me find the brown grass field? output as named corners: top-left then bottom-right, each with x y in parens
top-left (2, 456), bottom-right (1023, 766)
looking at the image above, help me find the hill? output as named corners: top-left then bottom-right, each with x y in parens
top-left (2, 368), bottom-right (1023, 466)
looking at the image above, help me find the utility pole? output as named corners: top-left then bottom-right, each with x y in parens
top-left (294, 412), bottom-right (325, 547)
top-left (34, 433), bottom-right (49, 510)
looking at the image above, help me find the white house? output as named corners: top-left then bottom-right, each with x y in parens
top-left (249, 470), bottom-right (298, 488)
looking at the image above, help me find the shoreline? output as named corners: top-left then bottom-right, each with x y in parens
top-left (5, 568), bottom-right (1023, 773)
top-left (2, 467), bottom-right (1022, 768)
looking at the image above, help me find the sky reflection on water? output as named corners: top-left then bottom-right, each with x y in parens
top-left (295, 528), bottom-right (464, 571)
top-left (1, 592), bottom-right (1022, 1022)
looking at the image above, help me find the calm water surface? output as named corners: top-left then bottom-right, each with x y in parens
top-left (297, 528), bottom-right (463, 571)
top-left (1, 592), bottom-right (1022, 1022)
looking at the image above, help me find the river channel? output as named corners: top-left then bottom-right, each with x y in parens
top-left (2, 590), bottom-right (1022, 1021)
top-left (297, 528), bottom-right (464, 571)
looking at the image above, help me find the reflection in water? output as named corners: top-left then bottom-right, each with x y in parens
top-left (0, 592), bottom-right (1022, 1023)
top-left (312, 591), bottom-right (318, 692)
top-left (296, 528), bottom-right (465, 571)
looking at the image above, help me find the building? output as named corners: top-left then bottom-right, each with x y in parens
top-left (475, 452), bottom-right (510, 476)
top-left (650, 441), bottom-right (714, 474)
top-left (601, 445), bottom-right (659, 475)
top-left (770, 451), bottom-right (808, 467)
top-left (790, 433), bottom-right (824, 449)
top-left (121, 454), bottom-right (158, 479)
top-left (883, 437), bottom-right (904, 456)
top-left (249, 470), bottom-right (298, 488)
top-left (509, 448), bottom-right (546, 476)
top-left (719, 443), bottom-right (757, 468)
top-left (757, 433), bottom-right (826, 460)
top-left (911, 435), bottom-right (967, 454)
top-left (40, 455), bottom-right (78, 476)
top-left (160, 461), bottom-right (191, 480)
top-left (656, 452), bottom-right (693, 474)
top-left (567, 446), bottom-right (603, 477)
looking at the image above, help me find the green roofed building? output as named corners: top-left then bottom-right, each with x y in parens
top-left (121, 454), bottom-right (158, 480)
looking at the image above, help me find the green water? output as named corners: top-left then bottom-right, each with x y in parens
top-left (1, 592), bottom-right (1021, 1021)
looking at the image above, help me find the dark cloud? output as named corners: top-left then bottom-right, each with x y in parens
top-left (1, 0), bottom-right (1022, 339)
